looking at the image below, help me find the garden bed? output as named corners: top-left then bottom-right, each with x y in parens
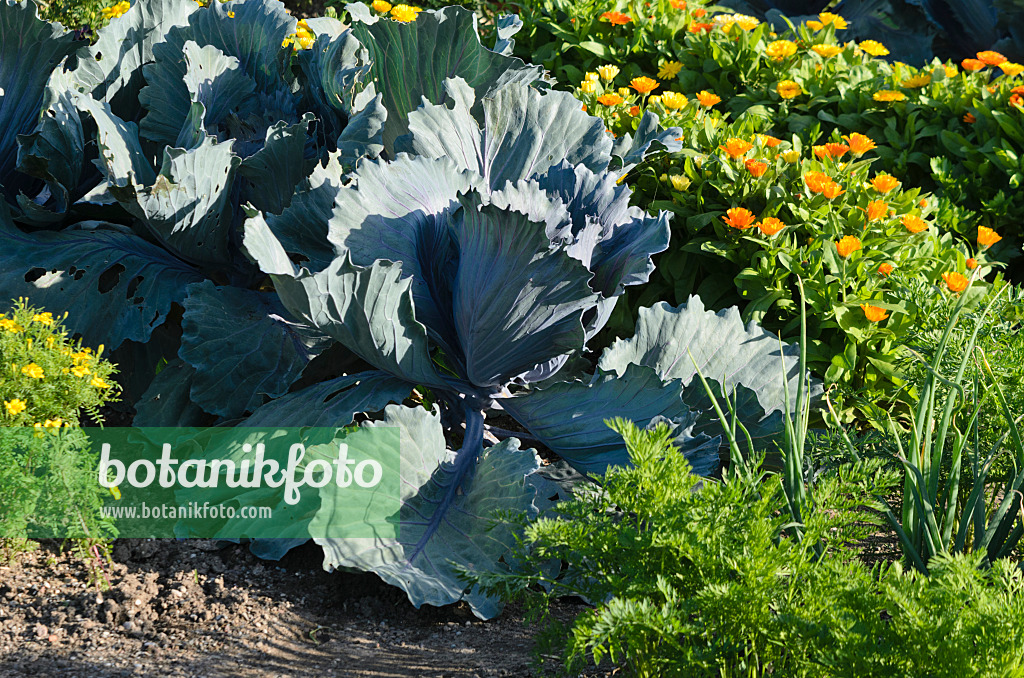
top-left (0, 540), bottom-right (597, 677)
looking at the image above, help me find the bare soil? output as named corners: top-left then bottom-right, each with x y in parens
top-left (0, 538), bottom-right (597, 678)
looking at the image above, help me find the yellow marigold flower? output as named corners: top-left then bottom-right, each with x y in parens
top-left (781, 149), bottom-right (800, 163)
top-left (226, 10), bottom-right (234, 17)
top-left (812, 44), bottom-right (842, 58)
top-left (977, 50), bottom-right (1007, 66)
top-left (901, 73), bottom-right (931, 88)
top-left (597, 65), bottom-right (620, 81)
top-left (878, 262), bottom-right (894, 276)
top-left (757, 134), bottom-right (782, 147)
top-left (4, 399), bottom-right (26, 416)
top-left (944, 64), bottom-right (958, 77)
top-left (585, 72), bottom-right (600, 82)
top-left (0, 318), bottom-right (23, 333)
top-left (91, 377), bottom-right (111, 389)
top-left (372, 0), bottom-right (392, 12)
top-left (842, 132), bottom-right (875, 155)
top-left (873, 90), bottom-right (907, 102)
top-left (661, 91), bottom-right (686, 109)
top-left (757, 217), bottom-right (785, 236)
top-left (22, 363), bottom-right (44, 380)
top-left (31, 312), bottom-right (54, 325)
top-left (695, 90), bottom-right (720, 106)
top-left (806, 12), bottom-right (847, 30)
top-left (999, 62), bottom-right (1024, 77)
top-left (668, 174), bottom-right (689, 191)
top-left (942, 272), bottom-right (968, 293)
top-left (860, 304), bottom-right (889, 322)
top-left (617, 87), bottom-right (630, 97)
top-left (871, 173), bottom-right (900, 193)
top-left (734, 15), bottom-right (759, 30)
top-left (723, 207), bottom-right (757, 230)
top-left (390, 4), bottom-right (421, 22)
top-left (71, 365), bottom-right (91, 378)
top-left (902, 214), bottom-right (928, 233)
top-left (776, 80), bottom-right (802, 99)
top-left (866, 200), bottom-right (888, 221)
top-left (766, 40), bottom-right (798, 61)
top-left (836, 235), bottom-right (862, 258)
top-left (966, 257), bottom-right (978, 270)
top-left (580, 80), bottom-right (597, 93)
top-left (597, 93), bottom-right (624, 106)
top-left (101, 1), bottom-right (130, 19)
top-left (977, 226), bottom-right (1002, 248)
top-left (719, 137), bottom-right (754, 158)
top-left (859, 40), bottom-right (889, 57)
top-left (43, 418), bottom-right (62, 429)
top-left (630, 76), bottom-right (659, 94)
top-left (658, 61), bottom-right (683, 80)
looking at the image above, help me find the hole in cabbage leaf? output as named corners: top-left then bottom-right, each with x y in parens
top-left (126, 275), bottom-right (143, 300)
top-left (97, 264), bottom-right (126, 293)
top-left (24, 268), bottom-right (46, 283)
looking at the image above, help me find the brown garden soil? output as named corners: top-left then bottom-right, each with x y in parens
top-left (0, 538), bottom-right (602, 678)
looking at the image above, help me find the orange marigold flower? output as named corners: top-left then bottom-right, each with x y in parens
top-left (1010, 93), bottom-right (1023, 108)
top-left (871, 173), bottom-right (900, 193)
top-left (942, 272), bottom-right (969, 293)
top-left (977, 226), bottom-right (1002, 248)
top-left (630, 76), bottom-right (659, 94)
top-left (836, 235), bottom-right (862, 258)
top-left (757, 134), bottom-right (782, 147)
top-left (744, 159), bottom-right (768, 177)
top-left (961, 58), bottom-right (985, 71)
top-left (628, 105), bottom-right (640, 116)
top-left (963, 112), bottom-right (976, 123)
top-left (600, 11), bottom-right (632, 24)
top-left (804, 171), bottom-right (831, 194)
top-left (842, 133), bottom-right (876, 155)
top-left (693, 7), bottom-right (706, 17)
top-left (723, 207), bottom-right (757, 229)
top-left (670, 0), bottom-right (685, 8)
top-left (826, 143), bottom-right (850, 158)
top-left (776, 80), bottom-right (802, 99)
top-left (878, 262), bottom-right (894, 276)
top-left (597, 93), bottom-right (624, 106)
top-left (1013, 86), bottom-right (1024, 94)
top-left (719, 137), bottom-right (754, 158)
top-left (688, 21), bottom-right (712, 33)
top-left (812, 145), bottom-right (831, 160)
top-left (821, 180), bottom-right (844, 199)
top-left (902, 214), bottom-right (928, 233)
top-left (860, 304), bottom-right (889, 322)
top-left (866, 200), bottom-right (888, 221)
top-left (695, 90), bottom-right (720, 106)
top-left (977, 50), bottom-right (1007, 66)
top-left (966, 257), bottom-right (978, 270)
top-left (757, 217), bottom-right (785, 236)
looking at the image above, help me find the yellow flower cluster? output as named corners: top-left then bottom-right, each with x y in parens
top-left (282, 20), bottom-right (315, 50)
top-left (101, 1), bottom-right (131, 19)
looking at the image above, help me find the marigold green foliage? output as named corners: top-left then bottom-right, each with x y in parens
top-left (0, 301), bottom-right (118, 555)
